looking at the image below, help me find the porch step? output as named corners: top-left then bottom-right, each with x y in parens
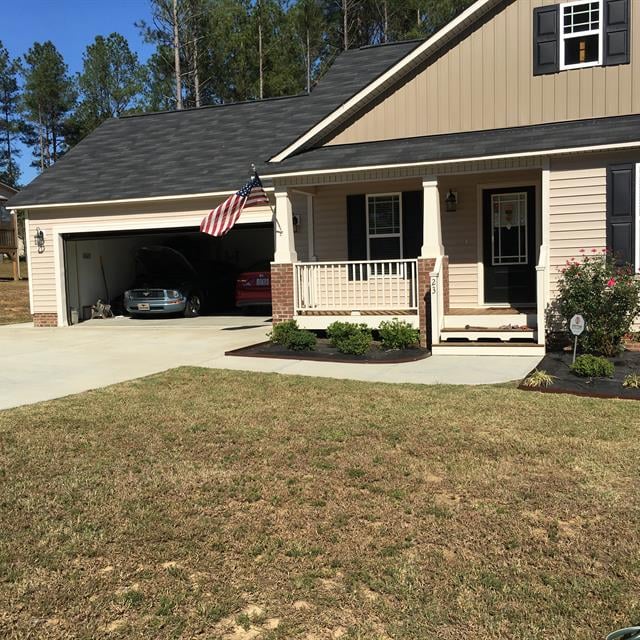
top-left (432, 342), bottom-right (546, 357)
top-left (444, 309), bottom-right (536, 329)
top-left (440, 327), bottom-right (535, 342)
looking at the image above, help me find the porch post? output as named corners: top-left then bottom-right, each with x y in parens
top-left (273, 187), bottom-right (298, 264)
top-left (271, 187), bottom-right (297, 324)
top-left (420, 177), bottom-right (444, 259)
top-left (417, 177), bottom-right (445, 348)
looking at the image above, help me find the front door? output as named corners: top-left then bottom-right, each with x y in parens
top-left (482, 187), bottom-right (536, 304)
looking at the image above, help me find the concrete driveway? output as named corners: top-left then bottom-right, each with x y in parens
top-left (0, 315), bottom-right (541, 411)
top-left (0, 316), bottom-right (271, 410)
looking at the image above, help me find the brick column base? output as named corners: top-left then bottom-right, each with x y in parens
top-left (417, 258), bottom-right (436, 348)
top-left (33, 313), bottom-right (58, 327)
top-left (271, 263), bottom-right (294, 324)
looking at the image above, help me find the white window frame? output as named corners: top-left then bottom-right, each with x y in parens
top-left (366, 192), bottom-right (403, 261)
top-left (490, 191), bottom-right (529, 267)
top-left (559, 0), bottom-right (604, 71)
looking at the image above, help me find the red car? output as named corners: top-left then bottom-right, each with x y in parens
top-left (235, 260), bottom-right (272, 309)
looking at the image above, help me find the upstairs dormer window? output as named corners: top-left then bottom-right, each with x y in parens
top-left (533, 0), bottom-right (630, 76)
top-left (560, 1), bottom-right (602, 70)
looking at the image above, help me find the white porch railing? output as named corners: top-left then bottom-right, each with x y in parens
top-left (295, 259), bottom-right (419, 312)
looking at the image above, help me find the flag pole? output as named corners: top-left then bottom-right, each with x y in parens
top-left (251, 163), bottom-right (280, 233)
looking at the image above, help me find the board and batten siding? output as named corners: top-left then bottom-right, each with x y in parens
top-left (327, 0), bottom-right (640, 146)
top-left (25, 196), bottom-right (276, 318)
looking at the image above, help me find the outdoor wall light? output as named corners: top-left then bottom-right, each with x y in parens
top-left (445, 190), bottom-right (458, 213)
top-left (34, 227), bottom-right (46, 253)
top-left (292, 214), bottom-right (300, 233)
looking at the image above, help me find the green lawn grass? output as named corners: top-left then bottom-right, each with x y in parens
top-left (0, 259), bottom-right (30, 325)
top-left (1, 368), bottom-right (638, 639)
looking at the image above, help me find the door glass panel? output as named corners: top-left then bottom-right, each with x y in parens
top-left (491, 192), bottom-right (528, 266)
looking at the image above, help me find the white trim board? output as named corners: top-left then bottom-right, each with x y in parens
top-left (270, 0), bottom-right (499, 162)
top-left (9, 187), bottom-right (275, 211)
top-left (264, 141), bottom-right (640, 181)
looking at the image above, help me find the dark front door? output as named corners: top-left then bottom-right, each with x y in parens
top-left (483, 187), bottom-right (536, 304)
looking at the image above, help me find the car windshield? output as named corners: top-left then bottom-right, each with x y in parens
top-left (134, 246), bottom-right (197, 287)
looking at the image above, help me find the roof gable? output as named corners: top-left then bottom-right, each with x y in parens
top-left (268, 0), bottom-right (504, 162)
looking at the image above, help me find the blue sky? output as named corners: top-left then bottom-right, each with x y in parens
top-left (3, 0), bottom-right (155, 184)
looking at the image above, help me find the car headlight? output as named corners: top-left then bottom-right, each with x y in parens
top-left (124, 291), bottom-right (131, 300)
top-left (166, 289), bottom-right (181, 299)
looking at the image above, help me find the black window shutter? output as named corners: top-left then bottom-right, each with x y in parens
top-left (533, 5), bottom-right (560, 76)
top-left (346, 194), bottom-right (367, 260)
top-left (607, 163), bottom-right (636, 266)
top-left (401, 191), bottom-right (424, 259)
top-left (604, 0), bottom-right (630, 66)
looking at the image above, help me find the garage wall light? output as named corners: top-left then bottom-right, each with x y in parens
top-left (34, 227), bottom-right (46, 253)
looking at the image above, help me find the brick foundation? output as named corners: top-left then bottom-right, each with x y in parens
top-left (33, 313), bottom-right (58, 327)
top-left (417, 258), bottom-right (436, 348)
top-left (270, 263), bottom-right (294, 324)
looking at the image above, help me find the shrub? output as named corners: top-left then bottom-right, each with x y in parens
top-left (556, 251), bottom-right (640, 356)
top-left (622, 373), bottom-right (640, 389)
top-left (285, 328), bottom-right (317, 351)
top-left (522, 369), bottom-right (556, 388)
top-left (270, 320), bottom-right (299, 346)
top-left (378, 318), bottom-right (420, 349)
top-left (570, 354), bottom-right (614, 378)
top-left (270, 320), bottom-right (316, 351)
top-left (327, 321), bottom-right (373, 355)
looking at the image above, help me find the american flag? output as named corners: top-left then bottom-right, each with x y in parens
top-left (200, 173), bottom-right (270, 237)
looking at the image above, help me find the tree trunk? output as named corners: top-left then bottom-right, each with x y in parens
top-left (173, 0), bottom-right (183, 110)
top-left (306, 28), bottom-right (311, 94)
top-left (383, 1), bottom-right (388, 43)
top-left (258, 21), bottom-right (264, 100)
top-left (38, 105), bottom-right (44, 171)
top-left (343, 0), bottom-right (348, 50)
top-left (193, 35), bottom-right (201, 108)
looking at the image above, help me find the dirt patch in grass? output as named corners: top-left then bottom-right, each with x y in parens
top-left (1, 369), bottom-right (639, 639)
top-left (0, 260), bottom-right (30, 325)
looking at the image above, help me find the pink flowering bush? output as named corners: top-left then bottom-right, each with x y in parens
top-left (557, 250), bottom-right (640, 356)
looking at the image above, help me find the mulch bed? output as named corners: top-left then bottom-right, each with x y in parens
top-left (520, 350), bottom-right (640, 400)
top-left (226, 339), bottom-right (430, 364)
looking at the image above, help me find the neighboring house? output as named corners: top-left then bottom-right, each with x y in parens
top-left (6, 0), bottom-right (638, 356)
top-left (0, 182), bottom-right (21, 279)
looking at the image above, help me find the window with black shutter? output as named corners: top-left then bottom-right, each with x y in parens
top-left (533, 1), bottom-right (630, 75)
top-left (606, 163), bottom-right (636, 267)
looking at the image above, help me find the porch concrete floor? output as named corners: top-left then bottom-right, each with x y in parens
top-left (0, 319), bottom-right (542, 411)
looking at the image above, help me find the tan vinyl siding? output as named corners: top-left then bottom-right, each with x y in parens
top-left (548, 159), bottom-right (607, 297)
top-left (440, 169), bottom-right (541, 308)
top-left (26, 196), bottom-right (273, 317)
top-left (311, 169), bottom-right (540, 308)
top-left (327, 0), bottom-right (640, 146)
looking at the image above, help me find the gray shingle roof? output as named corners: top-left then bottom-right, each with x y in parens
top-left (8, 40), bottom-right (421, 208)
top-left (269, 115), bottom-right (640, 174)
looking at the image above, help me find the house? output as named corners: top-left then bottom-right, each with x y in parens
top-left (7, 0), bottom-right (639, 356)
top-left (0, 181), bottom-right (20, 280)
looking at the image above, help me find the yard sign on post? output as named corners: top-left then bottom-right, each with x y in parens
top-left (569, 314), bottom-right (585, 364)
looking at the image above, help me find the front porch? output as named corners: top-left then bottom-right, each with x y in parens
top-left (271, 165), bottom-right (549, 356)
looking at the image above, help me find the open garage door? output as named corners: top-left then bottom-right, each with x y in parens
top-left (63, 223), bottom-right (273, 324)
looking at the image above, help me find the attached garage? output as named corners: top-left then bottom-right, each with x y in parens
top-left (63, 223), bottom-right (274, 324)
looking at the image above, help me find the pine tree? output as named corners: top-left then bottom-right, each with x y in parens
top-left (21, 41), bottom-right (75, 170)
top-left (65, 33), bottom-right (144, 146)
top-left (0, 41), bottom-right (22, 187)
